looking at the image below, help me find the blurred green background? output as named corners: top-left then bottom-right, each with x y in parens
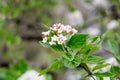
top-left (0, 0), bottom-right (120, 80)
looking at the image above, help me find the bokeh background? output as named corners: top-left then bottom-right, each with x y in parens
top-left (0, 0), bottom-right (120, 80)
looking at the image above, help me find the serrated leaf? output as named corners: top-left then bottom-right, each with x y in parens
top-left (39, 41), bottom-right (51, 48)
top-left (67, 33), bottom-right (88, 50)
top-left (92, 64), bottom-right (110, 71)
top-left (61, 55), bottom-right (81, 68)
top-left (86, 56), bottom-right (105, 64)
top-left (93, 72), bottom-right (115, 77)
top-left (89, 36), bottom-right (101, 44)
top-left (39, 60), bottom-right (63, 75)
top-left (51, 44), bottom-right (64, 52)
top-left (106, 40), bottom-right (119, 54)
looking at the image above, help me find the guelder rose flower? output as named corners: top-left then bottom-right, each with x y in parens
top-left (17, 70), bottom-right (46, 80)
top-left (52, 23), bottom-right (64, 33)
top-left (71, 28), bottom-right (78, 34)
top-left (57, 34), bottom-right (67, 44)
top-left (42, 31), bottom-right (50, 36)
top-left (65, 25), bottom-right (72, 33)
top-left (42, 23), bottom-right (78, 45)
top-left (49, 35), bottom-right (58, 45)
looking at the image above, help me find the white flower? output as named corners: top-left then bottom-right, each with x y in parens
top-left (57, 34), bottom-right (67, 44)
top-left (42, 37), bottom-right (48, 43)
top-left (49, 35), bottom-right (58, 45)
top-left (49, 41), bottom-right (56, 45)
top-left (49, 34), bottom-right (67, 45)
top-left (51, 35), bottom-right (58, 42)
top-left (17, 70), bottom-right (46, 80)
top-left (107, 20), bottom-right (118, 30)
top-left (51, 26), bottom-right (57, 32)
top-left (53, 23), bottom-right (62, 29)
top-left (52, 23), bottom-right (65, 33)
top-left (42, 31), bottom-right (50, 36)
top-left (42, 23), bottom-right (78, 45)
top-left (65, 25), bottom-right (72, 33)
top-left (57, 28), bottom-right (63, 33)
top-left (71, 28), bottom-right (78, 34)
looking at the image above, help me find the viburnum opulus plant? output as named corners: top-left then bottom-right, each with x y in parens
top-left (40, 23), bottom-right (115, 80)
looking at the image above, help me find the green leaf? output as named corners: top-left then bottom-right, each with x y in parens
top-left (80, 44), bottom-right (100, 55)
top-left (86, 56), bottom-right (105, 64)
top-left (93, 72), bottom-right (115, 77)
top-left (99, 77), bottom-right (104, 80)
top-left (51, 44), bottom-right (64, 52)
top-left (92, 64), bottom-right (110, 71)
top-left (67, 33), bottom-right (88, 50)
top-left (39, 41), bottom-right (51, 48)
top-left (62, 53), bottom-right (74, 61)
top-left (89, 36), bottom-right (101, 44)
top-left (40, 60), bottom-right (63, 75)
top-left (61, 54), bottom-right (81, 68)
top-left (110, 77), bottom-right (114, 80)
top-left (106, 40), bottom-right (119, 54)
top-left (96, 77), bottom-right (104, 80)
top-left (110, 66), bottom-right (120, 74)
top-left (115, 55), bottom-right (120, 64)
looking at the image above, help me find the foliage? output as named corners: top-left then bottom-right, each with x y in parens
top-left (0, 0), bottom-right (120, 80)
top-left (39, 23), bottom-right (114, 79)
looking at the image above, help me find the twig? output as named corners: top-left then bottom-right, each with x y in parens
top-left (63, 45), bottom-right (69, 53)
top-left (90, 75), bottom-right (96, 80)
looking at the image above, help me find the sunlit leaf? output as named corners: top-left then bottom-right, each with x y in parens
top-left (89, 36), bottom-right (101, 44)
top-left (80, 44), bottom-right (100, 55)
top-left (86, 56), bottom-right (105, 64)
top-left (92, 64), bottom-right (110, 71)
top-left (93, 72), bottom-right (115, 77)
top-left (62, 53), bottom-right (74, 61)
top-left (67, 33), bottom-right (88, 50)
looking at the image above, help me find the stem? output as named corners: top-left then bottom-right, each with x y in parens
top-left (90, 75), bottom-right (96, 80)
top-left (78, 63), bottom-right (96, 80)
top-left (79, 63), bottom-right (92, 75)
top-left (63, 45), bottom-right (69, 53)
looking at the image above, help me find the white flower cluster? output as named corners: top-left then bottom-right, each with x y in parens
top-left (17, 70), bottom-right (46, 80)
top-left (42, 23), bottom-right (78, 45)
